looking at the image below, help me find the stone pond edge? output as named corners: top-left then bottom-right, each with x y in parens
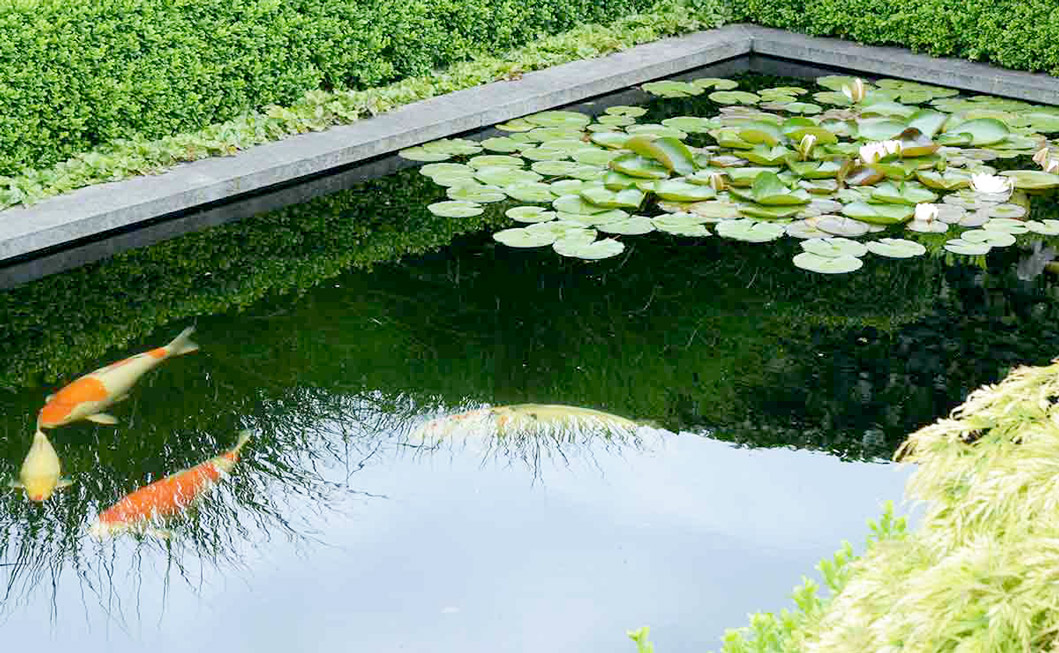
top-left (0, 24), bottom-right (1056, 265)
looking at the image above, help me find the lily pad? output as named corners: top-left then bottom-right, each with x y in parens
top-left (662, 116), bottom-right (716, 133)
top-left (504, 182), bottom-right (556, 203)
top-left (692, 77), bottom-right (739, 90)
top-left (506, 206), bottom-right (557, 223)
top-left (421, 138), bottom-right (482, 156)
top-left (481, 137), bottom-right (525, 153)
top-left (553, 194), bottom-right (612, 215)
top-left (572, 149), bottom-right (620, 166)
top-left (1025, 220), bottom-right (1059, 235)
top-left (496, 118), bottom-right (537, 132)
top-left (624, 136), bottom-right (697, 175)
top-left (841, 201), bottom-right (915, 225)
top-left (801, 237), bottom-right (868, 258)
top-left (493, 227), bottom-right (556, 248)
top-left (599, 216), bottom-right (656, 235)
top-left (943, 118), bottom-right (1009, 146)
top-left (553, 237), bottom-right (625, 260)
top-left (609, 154), bottom-right (671, 179)
top-left (793, 252), bottom-right (863, 274)
top-left (716, 219), bottom-right (786, 243)
top-left (866, 238), bottom-right (927, 258)
top-left (399, 146), bottom-right (451, 162)
top-left (605, 105), bottom-right (648, 118)
top-left (1000, 170), bottom-right (1059, 190)
top-left (428, 200), bottom-right (484, 218)
top-left (786, 220), bottom-right (831, 239)
top-left (870, 181), bottom-right (939, 205)
top-left (475, 167), bottom-right (542, 186)
top-left (815, 215), bottom-right (871, 237)
top-left (709, 91), bottom-right (761, 105)
top-left (652, 179), bottom-right (717, 202)
top-left (729, 171), bottom-right (811, 206)
top-left (962, 229), bottom-right (1016, 247)
top-left (447, 184), bottom-right (507, 203)
top-left (580, 187), bottom-right (646, 209)
top-left (591, 132), bottom-right (630, 149)
top-left (687, 200), bottom-right (742, 221)
top-left (525, 110), bottom-right (591, 128)
top-left (642, 80), bottom-right (703, 98)
top-left (468, 154), bottom-right (523, 169)
top-left (983, 218), bottom-right (1029, 234)
top-left (944, 239), bottom-right (991, 256)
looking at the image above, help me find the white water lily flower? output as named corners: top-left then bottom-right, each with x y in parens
top-left (970, 173), bottom-right (1012, 195)
top-left (914, 203), bottom-right (939, 223)
top-left (841, 78), bottom-right (868, 103)
top-left (859, 140), bottom-right (902, 165)
top-left (797, 134), bottom-right (817, 160)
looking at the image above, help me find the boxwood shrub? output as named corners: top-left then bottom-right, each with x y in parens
top-left (0, 0), bottom-right (685, 175)
top-left (730, 0), bottom-right (1059, 77)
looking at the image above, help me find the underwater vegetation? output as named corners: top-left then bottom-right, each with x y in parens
top-left (404, 74), bottom-right (1059, 273)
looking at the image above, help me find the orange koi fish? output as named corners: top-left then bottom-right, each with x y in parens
top-left (39, 327), bottom-right (199, 429)
top-left (88, 431), bottom-right (251, 538)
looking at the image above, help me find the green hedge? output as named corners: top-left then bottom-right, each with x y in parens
top-left (730, 0), bottom-right (1059, 76)
top-left (0, 0), bottom-right (683, 176)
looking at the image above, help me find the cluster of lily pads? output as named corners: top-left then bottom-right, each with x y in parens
top-left (399, 74), bottom-right (1059, 273)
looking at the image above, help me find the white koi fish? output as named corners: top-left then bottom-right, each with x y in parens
top-left (38, 327), bottom-right (199, 429)
top-left (9, 430), bottom-right (73, 502)
top-left (411, 403), bottom-right (641, 444)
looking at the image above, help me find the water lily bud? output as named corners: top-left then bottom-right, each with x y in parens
top-left (1046, 159), bottom-right (1059, 174)
top-left (859, 140), bottom-right (902, 165)
top-left (970, 172), bottom-right (1012, 195)
top-left (1033, 147), bottom-right (1050, 167)
top-left (914, 203), bottom-right (939, 223)
top-left (709, 172), bottom-right (727, 192)
top-left (841, 78), bottom-right (868, 103)
top-left (797, 134), bottom-right (817, 160)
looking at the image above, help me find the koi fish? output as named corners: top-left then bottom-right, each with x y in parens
top-left (8, 430), bottom-right (73, 501)
top-left (89, 431), bottom-right (252, 538)
top-left (38, 327), bottom-right (199, 429)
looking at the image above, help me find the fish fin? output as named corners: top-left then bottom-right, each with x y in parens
top-left (233, 430), bottom-right (253, 454)
top-left (114, 394), bottom-right (130, 403)
top-left (86, 413), bottom-right (119, 425)
top-left (45, 394), bottom-right (54, 402)
top-left (56, 478), bottom-right (75, 489)
top-left (166, 326), bottom-right (199, 357)
top-left (7, 480), bottom-right (24, 489)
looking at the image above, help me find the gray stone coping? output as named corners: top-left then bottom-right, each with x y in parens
top-left (1, 24), bottom-right (1057, 269)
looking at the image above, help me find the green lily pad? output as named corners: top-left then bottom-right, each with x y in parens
top-left (447, 184), bottom-right (507, 203)
top-left (580, 187), bottom-right (645, 209)
top-left (480, 137), bottom-right (525, 153)
top-left (866, 238), bottom-right (927, 258)
top-left (856, 118), bottom-right (907, 141)
top-left (687, 200), bottom-right (742, 221)
top-left (815, 215), bottom-right (871, 237)
top-left (983, 218), bottom-right (1029, 234)
top-left (841, 201), bottom-right (915, 225)
top-left (553, 237), bottom-right (625, 260)
top-left (599, 216), bottom-right (655, 235)
top-left (520, 147), bottom-right (569, 162)
top-left (802, 237), bottom-right (868, 258)
top-left (605, 105), bottom-right (648, 118)
top-left (729, 171), bottom-right (811, 206)
top-left (553, 194), bottom-right (613, 215)
top-left (1000, 170), bottom-right (1059, 190)
top-left (496, 118), bottom-right (537, 132)
top-left (662, 116), bottom-right (717, 133)
top-left (469, 154), bottom-right (527, 170)
top-left (906, 110), bottom-right (949, 139)
top-left (743, 144), bottom-right (792, 166)
top-left (609, 153), bottom-right (671, 179)
top-left (709, 91), bottom-right (760, 105)
top-left (943, 118), bottom-right (1009, 146)
top-left (962, 229), bottom-right (1016, 246)
top-left (572, 149), bottom-right (620, 166)
top-left (603, 170), bottom-right (641, 190)
top-left (788, 160), bottom-right (844, 179)
top-left (597, 114), bottom-right (636, 127)
top-left (624, 136), bottom-right (696, 175)
top-left (727, 167), bottom-right (785, 187)
top-left (525, 110), bottom-right (590, 128)
top-left (786, 220), bottom-right (831, 239)
top-left (652, 179), bottom-right (717, 202)
top-left (557, 209), bottom-right (628, 226)
top-left (421, 138), bottom-right (482, 155)
top-left (652, 213), bottom-right (711, 237)
top-left (860, 101), bottom-right (917, 119)
top-left (793, 252), bottom-right (863, 274)
top-left (626, 124), bottom-right (688, 140)
top-left (943, 239), bottom-right (991, 255)
top-left (428, 200), bottom-right (483, 218)
top-left (870, 181), bottom-right (939, 205)
top-left (738, 204), bottom-right (804, 220)
top-left (504, 182), bottom-right (556, 203)
top-left (550, 179), bottom-right (587, 194)
top-left (493, 227), bottom-right (556, 248)
top-left (399, 146), bottom-right (451, 162)
top-left (505, 206), bottom-right (557, 223)
top-left (530, 161), bottom-right (582, 176)
top-left (692, 77), bottom-right (739, 90)
top-left (916, 169), bottom-right (973, 190)
top-left (590, 132), bottom-right (631, 149)
top-left (475, 166), bottom-right (542, 186)
top-left (642, 80), bottom-right (704, 98)
top-left (716, 219), bottom-right (786, 242)
top-left (1025, 220), bottom-right (1059, 235)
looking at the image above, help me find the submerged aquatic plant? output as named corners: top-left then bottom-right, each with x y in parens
top-left (405, 73), bottom-right (1059, 272)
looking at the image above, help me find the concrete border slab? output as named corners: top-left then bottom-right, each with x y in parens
top-left (0, 23), bottom-right (1057, 276)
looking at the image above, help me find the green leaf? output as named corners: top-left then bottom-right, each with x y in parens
top-left (841, 201), bottom-right (915, 225)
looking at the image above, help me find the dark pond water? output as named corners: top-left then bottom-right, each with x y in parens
top-left (1, 71), bottom-right (1058, 651)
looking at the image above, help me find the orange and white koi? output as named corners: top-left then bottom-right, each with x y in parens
top-left (88, 431), bottom-right (252, 538)
top-left (38, 327), bottom-right (199, 429)
top-left (8, 429), bottom-right (73, 501)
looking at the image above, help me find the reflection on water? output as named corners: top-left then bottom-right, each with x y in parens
top-left (0, 74), bottom-right (1056, 648)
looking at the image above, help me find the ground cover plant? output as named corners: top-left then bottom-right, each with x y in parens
top-left (403, 73), bottom-right (1059, 274)
top-left (0, 0), bottom-right (728, 210)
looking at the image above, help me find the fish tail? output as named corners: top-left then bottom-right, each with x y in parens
top-left (232, 430), bottom-right (253, 456)
top-left (166, 326), bottom-right (199, 357)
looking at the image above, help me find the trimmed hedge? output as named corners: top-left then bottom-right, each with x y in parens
top-left (0, 0), bottom-right (693, 175)
top-left (730, 0), bottom-right (1059, 77)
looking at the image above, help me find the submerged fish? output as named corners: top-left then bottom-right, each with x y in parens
top-left (89, 431), bottom-right (252, 538)
top-left (38, 327), bottom-right (199, 428)
top-left (412, 403), bottom-right (641, 444)
top-left (9, 430), bottom-right (73, 501)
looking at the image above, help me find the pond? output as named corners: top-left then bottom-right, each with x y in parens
top-left (1, 70), bottom-right (1058, 651)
